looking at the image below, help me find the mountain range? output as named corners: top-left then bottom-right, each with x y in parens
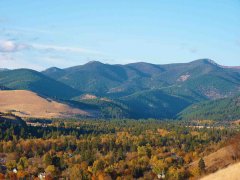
top-left (1, 59), bottom-right (240, 120)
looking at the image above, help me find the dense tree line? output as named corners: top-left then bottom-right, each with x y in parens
top-left (0, 118), bottom-right (237, 179)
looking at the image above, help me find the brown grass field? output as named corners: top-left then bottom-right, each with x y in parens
top-left (0, 90), bottom-right (89, 118)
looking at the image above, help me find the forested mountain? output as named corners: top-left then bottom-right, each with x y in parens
top-left (119, 89), bottom-right (192, 119)
top-left (71, 96), bottom-right (130, 119)
top-left (178, 94), bottom-right (240, 121)
top-left (0, 69), bottom-right (81, 99)
top-left (1, 59), bottom-right (240, 119)
top-left (43, 59), bottom-right (240, 99)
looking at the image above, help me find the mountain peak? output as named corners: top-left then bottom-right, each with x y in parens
top-left (85, 60), bottom-right (103, 65)
top-left (45, 67), bottom-right (62, 72)
top-left (191, 59), bottom-right (219, 66)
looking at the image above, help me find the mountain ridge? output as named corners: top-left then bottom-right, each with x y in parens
top-left (0, 68), bottom-right (81, 99)
top-left (1, 59), bottom-right (240, 119)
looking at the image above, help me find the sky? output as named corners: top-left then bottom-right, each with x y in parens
top-left (0, 0), bottom-right (240, 70)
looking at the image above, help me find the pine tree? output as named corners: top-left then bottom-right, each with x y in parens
top-left (198, 158), bottom-right (206, 174)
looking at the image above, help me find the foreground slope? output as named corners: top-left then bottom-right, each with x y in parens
top-left (191, 145), bottom-right (238, 173)
top-left (0, 90), bottom-right (89, 118)
top-left (201, 162), bottom-right (240, 180)
top-left (190, 134), bottom-right (240, 179)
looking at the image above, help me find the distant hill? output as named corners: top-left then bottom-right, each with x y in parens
top-left (0, 90), bottom-right (90, 118)
top-left (0, 69), bottom-right (81, 99)
top-left (43, 59), bottom-right (240, 100)
top-left (43, 61), bottom-right (136, 96)
top-left (41, 59), bottom-right (240, 119)
top-left (178, 94), bottom-right (240, 121)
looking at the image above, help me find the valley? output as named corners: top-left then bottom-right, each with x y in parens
top-left (1, 59), bottom-right (240, 179)
top-left (1, 1), bottom-right (239, 179)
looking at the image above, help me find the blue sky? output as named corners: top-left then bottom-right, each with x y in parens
top-left (0, 0), bottom-right (240, 70)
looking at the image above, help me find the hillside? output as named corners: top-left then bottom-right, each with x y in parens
top-left (178, 94), bottom-right (240, 120)
top-left (0, 112), bottom-right (26, 125)
top-left (201, 162), bottom-right (240, 180)
top-left (72, 95), bottom-right (130, 119)
top-left (119, 89), bottom-right (192, 119)
top-left (191, 145), bottom-right (238, 174)
top-left (188, 133), bottom-right (240, 179)
top-left (0, 90), bottom-right (90, 118)
top-left (0, 69), bottom-right (81, 99)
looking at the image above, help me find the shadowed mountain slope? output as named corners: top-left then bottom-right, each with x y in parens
top-left (0, 69), bottom-right (81, 99)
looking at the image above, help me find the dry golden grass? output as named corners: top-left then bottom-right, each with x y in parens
top-left (0, 90), bottom-right (89, 118)
top-left (190, 134), bottom-right (240, 179)
top-left (190, 145), bottom-right (237, 174)
top-left (201, 162), bottom-right (240, 180)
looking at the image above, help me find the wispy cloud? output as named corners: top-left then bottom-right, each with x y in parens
top-left (0, 39), bottom-right (102, 55)
top-left (30, 43), bottom-right (101, 54)
top-left (0, 39), bottom-right (106, 70)
top-left (0, 40), bottom-right (28, 52)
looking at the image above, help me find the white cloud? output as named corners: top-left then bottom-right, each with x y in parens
top-left (0, 40), bottom-right (28, 52)
top-left (0, 39), bottom-right (102, 55)
top-left (0, 40), bottom-right (105, 70)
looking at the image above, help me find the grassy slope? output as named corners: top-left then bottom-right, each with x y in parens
top-left (0, 90), bottom-right (90, 118)
top-left (201, 162), bottom-right (240, 180)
